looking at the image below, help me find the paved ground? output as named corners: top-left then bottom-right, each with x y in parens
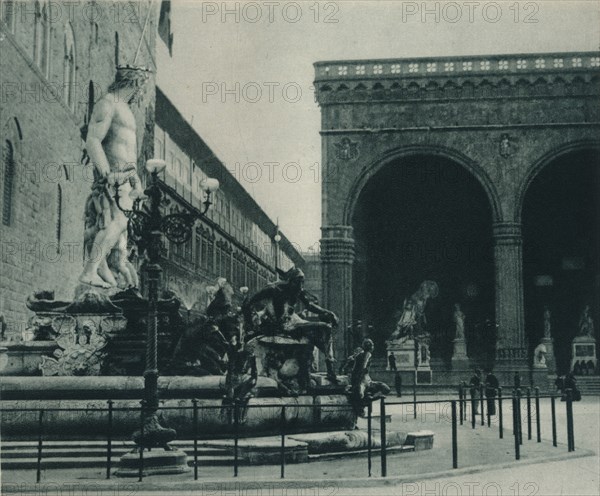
top-left (2, 395), bottom-right (598, 495)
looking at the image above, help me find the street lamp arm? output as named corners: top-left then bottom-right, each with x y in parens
top-left (113, 169), bottom-right (217, 246)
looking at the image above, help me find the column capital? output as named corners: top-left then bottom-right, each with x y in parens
top-left (492, 222), bottom-right (522, 245)
top-left (320, 225), bottom-right (354, 265)
top-left (321, 225), bottom-right (354, 239)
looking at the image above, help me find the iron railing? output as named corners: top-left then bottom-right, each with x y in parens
top-left (0, 388), bottom-right (578, 483)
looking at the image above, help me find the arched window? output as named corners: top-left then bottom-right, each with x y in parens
top-left (87, 80), bottom-right (95, 124)
top-left (56, 184), bottom-right (62, 251)
top-left (40, 2), bottom-right (50, 76)
top-left (2, 140), bottom-right (15, 226)
top-left (2, 117), bottom-right (21, 227)
top-left (114, 32), bottom-right (119, 66)
top-left (1, 0), bottom-right (16, 33)
top-left (33, 1), bottom-right (42, 64)
top-left (33, 2), bottom-right (50, 75)
top-left (63, 23), bottom-right (76, 109)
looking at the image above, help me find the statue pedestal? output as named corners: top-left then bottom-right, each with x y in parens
top-left (451, 338), bottom-right (469, 367)
top-left (452, 338), bottom-right (467, 359)
top-left (386, 338), bottom-right (432, 385)
top-left (531, 368), bottom-right (551, 392)
top-left (541, 337), bottom-right (556, 375)
top-left (451, 338), bottom-right (470, 371)
top-left (571, 336), bottom-right (597, 375)
top-left (117, 449), bottom-right (190, 477)
top-left (20, 288), bottom-right (182, 377)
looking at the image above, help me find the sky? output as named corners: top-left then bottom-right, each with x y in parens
top-left (156, 0), bottom-right (600, 251)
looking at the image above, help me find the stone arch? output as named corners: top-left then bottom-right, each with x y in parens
top-left (516, 139), bottom-right (600, 222)
top-left (519, 140), bottom-right (600, 373)
top-left (343, 144), bottom-right (502, 225)
top-left (63, 22), bottom-right (77, 109)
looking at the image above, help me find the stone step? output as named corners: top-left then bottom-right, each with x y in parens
top-left (570, 376), bottom-right (600, 395)
top-left (308, 444), bottom-right (414, 460)
top-left (0, 446), bottom-right (228, 459)
top-left (1, 454), bottom-right (236, 470)
top-left (0, 428), bottom-right (425, 470)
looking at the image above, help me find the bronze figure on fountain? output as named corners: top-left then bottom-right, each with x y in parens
top-left (242, 267), bottom-right (340, 383)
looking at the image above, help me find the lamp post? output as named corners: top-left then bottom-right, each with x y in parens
top-left (274, 225), bottom-right (282, 271)
top-left (114, 159), bottom-right (218, 465)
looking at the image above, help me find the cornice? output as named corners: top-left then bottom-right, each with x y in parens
top-left (314, 52), bottom-right (600, 105)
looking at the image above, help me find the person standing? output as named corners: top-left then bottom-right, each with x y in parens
top-left (563, 372), bottom-right (581, 401)
top-left (554, 374), bottom-right (564, 394)
top-left (469, 369), bottom-right (482, 414)
top-left (513, 371), bottom-right (522, 390)
top-left (485, 370), bottom-right (499, 415)
top-left (388, 351), bottom-right (397, 371)
top-left (394, 371), bottom-right (402, 397)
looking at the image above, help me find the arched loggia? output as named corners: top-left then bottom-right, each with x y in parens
top-left (351, 153), bottom-right (496, 366)
top-left (522, 148), bottom-right (600, 374)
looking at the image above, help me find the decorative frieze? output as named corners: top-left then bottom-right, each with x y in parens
top-left (334, 138), bottom-right (360, 161)
top-left (314, 52), bottom-right (600, 105)
top-left (499, 134), bottom-right (517, 158)
top-left (496, 348), bottom-right (528, 361)
top-left (316, 52), bottom-right (600, 80)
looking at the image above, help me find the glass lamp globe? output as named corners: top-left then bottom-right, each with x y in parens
top-left (146, 159), bottom-right (167, 174)
top-left (200, 178), bottom-right (220, 193)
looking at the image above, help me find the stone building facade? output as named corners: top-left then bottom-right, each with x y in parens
top-left (302, 251), bottom-right (322, 305)
top-left (314, 52), bottom-right (600, 379)
top-left (0, 1), bottom-right (302, 338)
top-left (154, 87), bottom-right (302, 315)
top-left (0, 0), bottom-right (158, 337)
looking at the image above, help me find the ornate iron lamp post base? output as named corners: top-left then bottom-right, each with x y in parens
top-left (112, 160), bottom-right (219, 478)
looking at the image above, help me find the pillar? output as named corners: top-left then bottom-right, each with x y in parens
top-left (320, 225), bottom-right (354, 361)
top-left (493, 222), bottom-right (528, 376)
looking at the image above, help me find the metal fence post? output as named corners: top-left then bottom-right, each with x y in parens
top-left (551, 395), bottom-right (557, 447)
top-left (106, 400), bottom-right (113, 479)
top-left (36, 410), bottom-right (44, 483)
top-left (480, 384), bottom-right (485, 426)
top-left (380, 397), bottom-right (387, 477)
top-left (526, 387), bottom-right (532, 441)
top-left (451, 400), bottom-right (458, 469)
top-left (233, 402), bottom-right (239, 477)
top-left (138, 402), bottom-right (145, 482)
top-left (192, 399), bottom-right (199, 480)
top-left (487, 390), bottom-right (492, 428)
top-left (367, 401), bottom-right (373, 477)
top-left (566, 389), bottom-right (574, 452)
top-left (462, 382), bottom-right (468, 421)
top-left (471, 389), bottom-right (476, 429)
top-left (413, 373), bottom-right (417, 419)
top-left (280, 405), bottom-right (286, 478)
top-left (458, 383), bottom-right (464, 426)
top-left (516, 388), bottom-right (523, 445)
top-left (534, 387), bottom-right (541, 443)
top-left (512, 392), bottom-right (520, 460)
top-left (498, 388), bottom-right (503, 439)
